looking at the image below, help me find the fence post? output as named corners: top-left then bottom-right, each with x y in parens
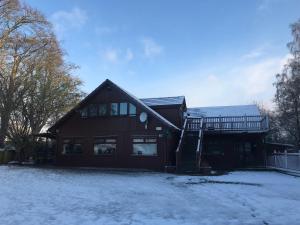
top-left (274, 150), bottom-right (277, 168)
top-left (298, 150), bottom-right (300, 171)
top-left (285, 150), bottom-right (288, 169)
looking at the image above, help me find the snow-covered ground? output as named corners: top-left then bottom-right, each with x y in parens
top-left (0, 166), bottom-right (299, 225)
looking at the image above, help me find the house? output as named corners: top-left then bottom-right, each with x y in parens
top-left (49, 79), bottom-right (269, 172)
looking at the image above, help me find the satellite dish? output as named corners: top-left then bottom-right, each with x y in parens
top-left (139, 112), bottom-right (148, 123)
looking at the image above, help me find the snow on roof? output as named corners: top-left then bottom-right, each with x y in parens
top-left (140, 96), bottom-right (185, 106)
top-left (187, 104), bottom-right (261, 117)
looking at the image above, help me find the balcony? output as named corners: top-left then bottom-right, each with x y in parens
top-left (186, 115), bottom-right (269, 133)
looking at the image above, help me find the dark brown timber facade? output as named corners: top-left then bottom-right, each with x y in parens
top-left (49, 79), bottom-right (269, 172)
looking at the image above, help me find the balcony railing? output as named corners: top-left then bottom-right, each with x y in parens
top-left (186, 115), bottom-right (269, 133)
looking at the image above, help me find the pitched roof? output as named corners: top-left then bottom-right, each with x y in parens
top-left (187, 104), bottom-right (261, 117)
top-left (140, 96), bottom-right (185, 107)
top-left (114, 82), bottom-right (179, 130)
top-left (49, 79), bottom-right (179, 132)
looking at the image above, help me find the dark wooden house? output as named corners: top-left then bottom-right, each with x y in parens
top-left (49, 79), bottom-right (269, 172)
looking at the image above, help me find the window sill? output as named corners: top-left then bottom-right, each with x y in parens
top-left (61, 153), bottom-right (83, 155)
top-left (80, 115), bottom-right (136, 119)
top-left (130, 154), bottom-right (158, 157)
top-left (94, 154), bottom-right (114, 156)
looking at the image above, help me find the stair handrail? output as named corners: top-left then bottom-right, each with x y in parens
top-left (196, 118), bottom-right (204, 153)
top-left (196, 117), bottom-right (204, 169)
top-left (176, 117), bottom-right (188, 152)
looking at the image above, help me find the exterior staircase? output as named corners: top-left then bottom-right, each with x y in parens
top-left (175, 114), bottom-right (269, 173)
top-left (176, 117), bottom-right (204, 173)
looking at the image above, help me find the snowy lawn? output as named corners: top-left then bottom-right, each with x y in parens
top-left (0, 166), bottom-right (300, 225)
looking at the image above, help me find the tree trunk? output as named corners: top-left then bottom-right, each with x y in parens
top-left (294, 101), bottom-right (300, 147)
top-left (0, 111), bottom-right (9, 148)
top-left (0, 55), bottom-right (19, 147)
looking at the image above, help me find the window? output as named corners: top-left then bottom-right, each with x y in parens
top-left (73, 144), bottom-right (83, 153)
top-left (89, 104), bottom-right (98, 117)
top-left (62, 139), bottom-right (83, 154)
top-left (120, 102), bottom-right (128, 115)
top-left (206, 140), bottom-right (224, 155)
top-left (99, 104), bottom-right (107, 116)
top-left (80, 107), bottom-right (88, 118)
top-left (245, 142), bottom-right (252, 153)
top-left (94, 138), bottom-right (117, 155)
top-left (129, 103), bottom-right (136, 116)
top-left (110, 103), bottom-right (119, 116)
top-left (132, 137), bottom-right (157, 156)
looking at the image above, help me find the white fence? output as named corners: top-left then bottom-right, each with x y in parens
top-left (266, 151), bottom-right (300, 173)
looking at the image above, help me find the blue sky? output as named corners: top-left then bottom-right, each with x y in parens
top-left (25, 0), bottom-right (300, 108)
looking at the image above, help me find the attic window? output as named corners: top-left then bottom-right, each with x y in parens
top-left (89, 104), bottom-right (98, 117)
top-left (129, 103), bottom-right (136, 116)
top-left (80, 108), bottom-right (88, 118)
top-left (120, 102), bottom-right (128, 115)
top-left (110, 103), bottom-right (119, 116)
top-left (99, 104), bottom-right (107, 116)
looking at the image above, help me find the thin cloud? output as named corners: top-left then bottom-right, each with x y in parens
top-left (242, 48), bottom-right (265, 60)
top-left (51, 7), bottom-right (87, 38)
top-left (148, 54), bottom-right (289, 109)
top-left (103, 49), bottom-right (119, 63)
top-left (95, 26), bottom-right (117, 36)
top-left (125, 48), bottom-right (134, 62)
top-left (141, 37), bottom-right (163, 58)
top-left (257, 0), bottom-right (281, 11)
top-left (102, 48), bottom-right (134, 63)
top-left (241, 44), bottom-right (273, 60)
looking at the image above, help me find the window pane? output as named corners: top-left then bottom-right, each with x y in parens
top-left (89, 104), bottom-right (98, 117)
top-left (129, 103), bottom-right (136, 115)
top-left (62, 141), bottom-right (82, 154)
top-left (133, 138), bottom-right (144, 143)
top-left (111, 103), bottom-right (119, 116)
top-left (120, 102), bottom-right (128, 115)
top-left (62, 143), bottom-right (72, 154)
top-left (145, 138), bottom-right (157, 143)
top-left (106, 139), bottom-right (117, 143)
top-left (95, 138), bottom-right (105, 143)
top-left (80, 107), bottom-right (88, 118)
top-left (94, 143), bottom-right (116, 155)
top-left (73, 144), bottom-right (83, 153)
top-left (133, 143), bottom-right (157, 156)
top-left (99, 104), bottom-right (107, 116)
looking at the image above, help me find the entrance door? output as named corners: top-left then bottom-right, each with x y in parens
top-left (234, 142), bottom-right (253, 168)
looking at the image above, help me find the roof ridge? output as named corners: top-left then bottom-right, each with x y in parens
top-left (140, 95), bottom-right (185, 100)
top-left (111, 81), bottom-right (179, 130)
top-left (188, 104), bottom-right (257, 109)
top-left (49, 79), bottom-right (179, 132)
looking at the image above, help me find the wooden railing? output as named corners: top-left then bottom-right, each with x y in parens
top-left (186, 117), bottom-right (203, 131)
top-left (186, 115), bottom-right (269, 133)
